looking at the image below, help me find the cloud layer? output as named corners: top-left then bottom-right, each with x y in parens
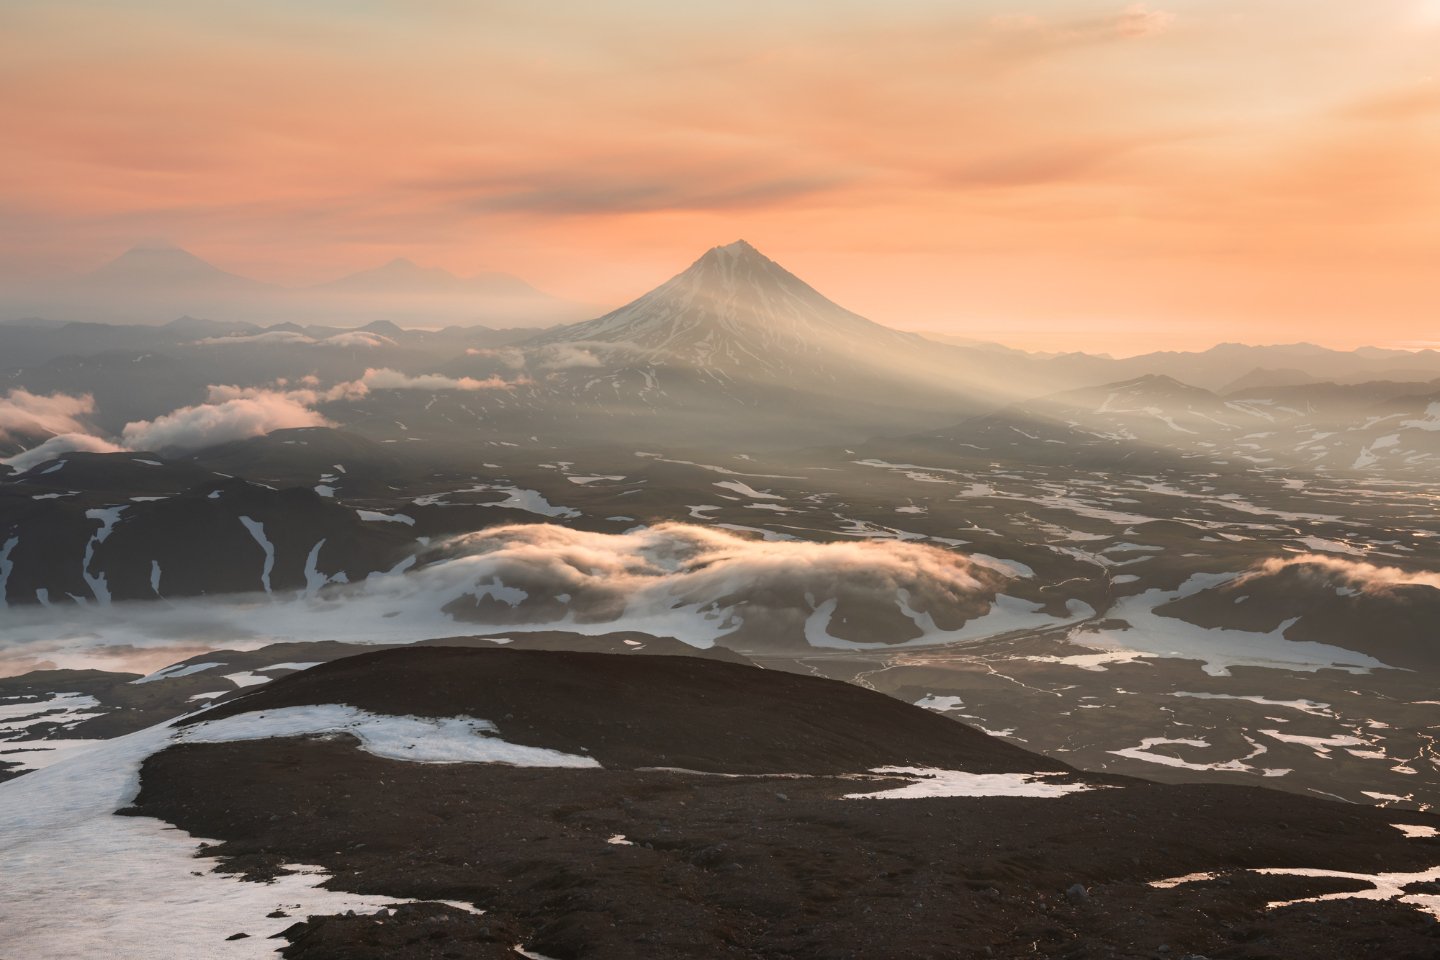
top-left (338, 368), bottom-right (521, 397)
top-left (121, 390), bottom-right (329, 452)
top-left (0, 364), bottom-right (532, 465)
top-left (0, 521), bottom-right (1026, 673)
top-left (0, 433), bottom-right (126, 472)
top-left (429, 522), bottom-right (1008, 650)
top-left (0, 389), bottom-right (97, 441)
top-left (196, 331), bottom-right (398, 349)
top-left (1245, 554), bottom-right (1440, 594)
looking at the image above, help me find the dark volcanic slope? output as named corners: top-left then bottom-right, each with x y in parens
top-left (0, 475), bottom-right (418, 604)
top-left (128, 649), bottom-right (1440, 960)
top-left (0, 633), bottom-right (751, 782)
top-left (184, 646), bottom-right (1053, 775)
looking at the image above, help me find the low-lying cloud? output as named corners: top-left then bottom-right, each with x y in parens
top-left (462, 343), bottom-right (633, 372)
top-left (207, 369), bottom-right (523, 405)
top-left (322, 332), bottom-right (398, 349)
top-left (428, 522), bottom-right (1008, 649)
top-left (0, 433), bottom-right (126, 472)
top-left (464, 347), bottom-right (528, 368)
top-left (0, 522), bottom-right (1027, 672)
top-left (0, 389), bottom-right (97, 441)
top-left (1243, 554), bottom-right (1440, 594)
top-left (194, 331), bottom-right (315, 347)
top-left (195, 331), bottom-right (398, 349)
top-left (121, 390), bottom-right (330, 452)
top-left (1, 365), bottom-right (532, 463)
top-left (531, 344), bottom-right (604, 370)
top-left (337, 368), bottom-right (522, 397)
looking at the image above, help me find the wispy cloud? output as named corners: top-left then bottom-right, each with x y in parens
top-left (0, 433), bottom-right (124, 472)
top-left (330, 368), bottom-right (525, 398)
top-left (0, 389), bottom-right (97, 441)
top-left (4, 367), bottom-right (531, 461)
top-left (1243, 554), bottom-right (1440, 594)
top-left (120, 390), bottom-right (329, 452)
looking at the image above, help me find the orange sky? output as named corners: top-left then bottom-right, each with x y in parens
top-left (1, 0), bottom-right (1437, 354)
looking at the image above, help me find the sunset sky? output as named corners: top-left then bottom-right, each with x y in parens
top-left (2, 0), bottom-right (1437, 353)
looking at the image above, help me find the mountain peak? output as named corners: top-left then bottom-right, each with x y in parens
top-left (359, 319), bottom-right (405, 335)
top-left (1110, 373), bottom-right (1210, 396)
top-left (692, 239), bottom-right (770, 269)
top-left (85, 244), bottom-right (265, 290)
top-left (711, 238), bottom-right (762, 257)
top-left (677, 240), bottom-right (798, 288)
top-left (108, 243), bottom-right (210, 266)
top-left (527, 240), bottom-right (921, 377)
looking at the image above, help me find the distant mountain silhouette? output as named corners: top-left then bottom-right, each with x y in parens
top-left (0, 243), bottom-right (590, 327)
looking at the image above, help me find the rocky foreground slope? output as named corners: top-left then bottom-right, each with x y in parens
top-left (40, 647), bottom-right (1430, 959)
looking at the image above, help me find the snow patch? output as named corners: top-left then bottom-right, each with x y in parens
top-left (714, 480), bottom-right (782, 500)
top-left (131, 662), bottom-right (226, 685)
top-left (357, 510), bottom-right (415, 525)
top-left (0, 723), bottom-right (425, 959)
top-left (845, 767), bottom-right (1100, 800)
top-left (222, 671), bottom-right (271, 688)
top-left (81, 507), bottom-right (127, 604)
top-left (236, 516), bottom-right (275, 596)
top-left (181, 704), bottom-right (601, 767)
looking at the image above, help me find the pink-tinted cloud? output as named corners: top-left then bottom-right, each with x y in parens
top-left (0, 432), bottom-right (125, 472)
top-left (1243, 554), bottom-right (1440, 594)
top-left (431, 521), bottom-right (1008, 646)
top-left (0, 389), bottom-right (97, 440)
top-left (121, 390), bottom-right (329, 452)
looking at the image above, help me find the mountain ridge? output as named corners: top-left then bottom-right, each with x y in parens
top-left (1, 243), bottom-right (587, 327)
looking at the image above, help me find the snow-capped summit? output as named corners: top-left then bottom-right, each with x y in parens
top-left (490, 240), bottom-right (1009, 444)
top-left (529, 240), bottom-right (925, 378)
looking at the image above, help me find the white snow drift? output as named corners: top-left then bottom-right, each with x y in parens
top-left (180, 704), bottom-right (599, 767)
top-left (0, 702), bottom-right (597, 960)
top-left (844, 766), bottom-right (1098, 800)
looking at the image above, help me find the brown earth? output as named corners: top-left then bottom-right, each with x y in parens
top-left (124, 647), bottom-right (1440, 960)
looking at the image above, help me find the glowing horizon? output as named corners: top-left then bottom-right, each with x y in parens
top-left (2, 1), bottom-right (1437, 355)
